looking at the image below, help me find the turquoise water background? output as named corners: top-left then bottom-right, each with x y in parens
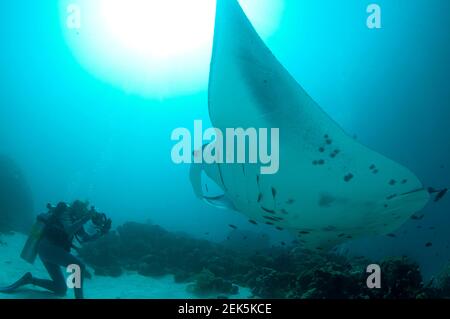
top-left (0, 0), bottom-right (449, 278)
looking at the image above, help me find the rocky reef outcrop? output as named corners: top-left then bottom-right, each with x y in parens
top-left (78, 221), bottom-right (444, 299)
top-left (0, 155), bottom-right (34, 233)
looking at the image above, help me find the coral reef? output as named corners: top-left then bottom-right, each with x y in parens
top-left (187, 269), bottom-right (239, 296)
top-left (0, 155), bottom-right (34, 233)
top-left (78, 221), bottom-right (443, 299)
top-left (435, 263), bottom-right (450, 298)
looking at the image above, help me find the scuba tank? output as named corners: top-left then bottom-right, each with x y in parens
top-left (20, 204), bottom-right (54, 264)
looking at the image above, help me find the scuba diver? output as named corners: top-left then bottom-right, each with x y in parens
top-left (0, 200), bottom-right (111, 299)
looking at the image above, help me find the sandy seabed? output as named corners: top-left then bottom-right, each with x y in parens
top-left (0, 233), bottom-right (252, 299)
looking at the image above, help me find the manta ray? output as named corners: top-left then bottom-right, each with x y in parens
top-left (190, 0), bottom-right (430, 249)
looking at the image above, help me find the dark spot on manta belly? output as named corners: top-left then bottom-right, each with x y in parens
top-left (389, 179), bottom-right (397, 186)
top-left (344, 173), bottom-right (354, 182)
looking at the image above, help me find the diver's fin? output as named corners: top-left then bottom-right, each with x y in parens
top-left (0, 272), bottom-right (32, 293)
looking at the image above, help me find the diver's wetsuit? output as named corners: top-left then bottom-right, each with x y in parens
top-left (15, 206), bottom-right (99, 299)
top-left (34, 238), bottom-right (87, 298)
top-left (28, 208), bottom-right (100, 299)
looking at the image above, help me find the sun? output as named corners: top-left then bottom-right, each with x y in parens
top-left (60, 0), bottom-right (285, 98)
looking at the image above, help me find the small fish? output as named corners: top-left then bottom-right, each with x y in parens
top-left (261, 207), bottom-right (276, 214)
top-left (281, 241), bottom-right (286, 246)
top-left (249, 220), bottom-right (258, 225)
top-left (257, 193), bottom-right (263, 203)
top-left (205, 184), bottom-right (209, 192)
top-left (434, 188), bottom-right (448, 202)
top-left (228, 224), bottom-right (237, 230)
top-left (276, 227), bottom-right (284, 231)
top-left (204, 232), bottom-right (210, 235)
top-left (411, 214), bottom-right (424, 220)
top-left (263, 216), bottom-right (278, 222)
top-left (369, 164), bottom-right (376, 170)
top-left (338, 233), bottom-right (346, 238)
top-left (428, 187), bottom-right (438, 193)
top-left (387, 233), bottom-right (397, 238)
top-left (425, 242), bottom-right (433, 247)
top-left (271, 187), bottom-right (277, 198)
top-left (299, 231), bottom-right (310, 235)
top-left (265, 222), bottom-right (275, 226)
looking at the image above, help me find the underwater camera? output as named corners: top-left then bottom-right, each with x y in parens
top-left (90, 211), bottom-right (112, 235)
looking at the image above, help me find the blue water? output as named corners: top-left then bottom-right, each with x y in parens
top-left (0, 0), bottom-right (449, 282)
